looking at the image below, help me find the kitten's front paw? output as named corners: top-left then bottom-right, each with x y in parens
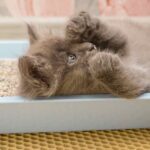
top-left (65, 11), bottom-right (94, 41)
top-left (89, 52), bottom-right (122, 80)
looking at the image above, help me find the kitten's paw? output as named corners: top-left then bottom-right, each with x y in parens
top-left (89, 52), bottom-right (122, 79)
top-left (65, 11), bottom-right (95, 41)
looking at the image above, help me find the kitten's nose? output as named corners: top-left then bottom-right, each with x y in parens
top-left (88, 44), bottom-right (97, 51)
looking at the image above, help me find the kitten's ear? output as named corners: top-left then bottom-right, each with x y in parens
top-left (18, 56), bottom-right (59, 97)
top-left (27, 24), bottom-right (38, 45)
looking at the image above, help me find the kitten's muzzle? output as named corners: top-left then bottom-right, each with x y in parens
top-left (86, 44), bottom-right (98, 58)
top-left (88, 44), bottom-right (97, 52)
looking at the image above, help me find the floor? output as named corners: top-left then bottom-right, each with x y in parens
top-left (1, 129), bottom-right (150, 150)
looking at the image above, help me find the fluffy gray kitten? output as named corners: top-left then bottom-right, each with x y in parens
top-left (18, 12), bottom-right (150, 98)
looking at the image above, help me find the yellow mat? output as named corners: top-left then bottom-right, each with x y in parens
top-left (0, 129), bottom-right (150, 150)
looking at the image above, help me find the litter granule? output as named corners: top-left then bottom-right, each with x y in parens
top-left (0, 59), bottom-right (19, 96)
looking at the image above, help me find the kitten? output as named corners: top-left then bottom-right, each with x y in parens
top-left (18, 12), bottom-right (150, 99)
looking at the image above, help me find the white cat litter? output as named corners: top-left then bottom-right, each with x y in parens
top-left (0, 59), bottom-right (19, 96)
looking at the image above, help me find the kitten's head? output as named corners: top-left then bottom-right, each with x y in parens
top-left (18, 25), bottom-right (97, 98)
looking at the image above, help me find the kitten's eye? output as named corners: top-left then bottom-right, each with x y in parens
top-left (68, 54), bottom-right (77, 64)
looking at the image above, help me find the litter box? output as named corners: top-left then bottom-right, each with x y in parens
top-left (0, 18), bottom-right (150, 133)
